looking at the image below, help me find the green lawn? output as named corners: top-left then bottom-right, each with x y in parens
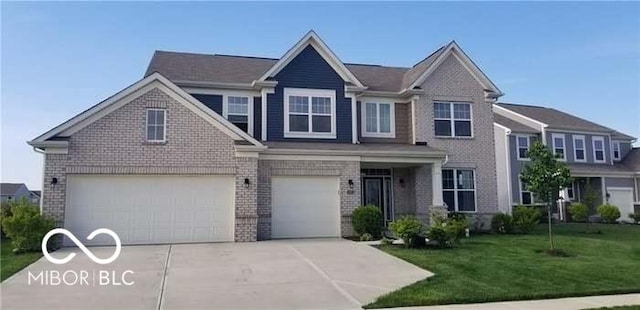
top-left (367, 223), bottom-right (640, 308)
top-left (584, 307), bottom-right (640, 310)
top-left (0, 239), bottom-right (42, 282)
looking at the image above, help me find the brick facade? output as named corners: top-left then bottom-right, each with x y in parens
top-left (41, 87), bottom-right (257, 242)
top-left (414, 54), bottom-right (499, 215)
top-left (257, 159), bottom-right (360, 240)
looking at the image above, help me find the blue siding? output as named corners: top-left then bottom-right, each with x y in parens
top-left (254, 96), bottom-right (262, 139)
top-left (191, 94), bottom-right (223, 115)
top-left (267, 45), bottom-right (351, 142)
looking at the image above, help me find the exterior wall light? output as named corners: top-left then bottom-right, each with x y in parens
top-left (348, 179), bottom-right (354, 189)
top-left (244, 178), bottom-right (250, 188)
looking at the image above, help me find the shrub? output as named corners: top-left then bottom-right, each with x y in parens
top-left (1, 201), bottom-right (55, 252)
top-left (0, 201), bottom-right (13, 239)
top-left (629, 212), bottom-right (640, 224)
top-left (359, 233), bottom-right (373, 241)
top-left (568, 203), bottom-right (588, 222)
top-left (427, 214), bottom-right (469, 247)
top-left (512, 206), bottom-right (541, 234)
top-left (380, 237), bottom-right (393, 245)
top-left (389, 216), bottom-right (423, 247)
top-left (597, 204), bottom-right (620, 223)
top-left (352, 205), bottom-right (383, 239)
top-left (491, 213), bottom-right (513, 234)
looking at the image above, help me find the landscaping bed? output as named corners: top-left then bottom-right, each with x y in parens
top-left (366, 223), bottom-right (640, 308)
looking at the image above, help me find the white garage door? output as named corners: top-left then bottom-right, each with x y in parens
top-left (271, 176), bottom-right (340, 239)
top-left (608, 187), bottom-right (634, 223)
top-left (65, 175), bottom-right (235, 245)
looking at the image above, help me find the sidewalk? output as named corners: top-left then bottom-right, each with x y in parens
top-left (387, 293), bottom-right (640, 310)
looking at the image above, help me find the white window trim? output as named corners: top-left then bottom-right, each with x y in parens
top-left (223, 95), bottom-right (254, 136)
top-left (443, 168), bottom-right (477, 213)
top-left (519, 180), bottom-right (533, 205)
top-left (573, 135), bottom-right (586, 162)
top-left (567, 182), bottom-right (576, 201)
top-left (612, 141), bottom-right (621, 161)
top-left (551, 133), bottom-right (566, 161)
top-left (361, 101), bottom-right (395, 138)
top-left (434, 102), bottom-right (474, 138)
top-left (283, 88), bottom-right (336, 139)
top-left (515, 135), bottom-right (531, 161)
top-left (145, 108), bottom-right (166, 143)
top-left (593, 136), bottom-right (606, 163)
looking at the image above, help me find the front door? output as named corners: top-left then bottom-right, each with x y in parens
top-left (363, 177), bottom-right (393, 225)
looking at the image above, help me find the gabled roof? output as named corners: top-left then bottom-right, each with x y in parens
top-left (404, 41), bottom-right (502, 95)
top-left (496, 102), bottom-right (636, 140)
top-left (493, 113), bottom-right (540, 134)
top-left (258, 31), bottom-right (364, 88)
top-left (29, 73), bottom-right (264, 148)
top-left (0, 183), bottom-right (26, 196)
top-left (145, 34), bottom-right (499, 95)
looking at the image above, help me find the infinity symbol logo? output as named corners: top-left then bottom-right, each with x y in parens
top-left (41, 228), bottom-right (122, 265)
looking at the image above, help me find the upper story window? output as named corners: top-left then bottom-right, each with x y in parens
top-left (442, 169), bottom-right (476, 212)
top-left (612, 141), bottom-right (621, 161)
top-left (146, 109), bottom-right (166, 142)
top-left (362, 102), bottom-right (395, 138)
top-left (284, 88), bottom-right (336, 139)
top-left (434, 102), bottom-right (472, 137)
top-left (225, 96), bottom-right (250, 133)
top-left (593, 136), bottom-right (605, 163)
top-left (573, 135), bottom-right (586, 162)
top-left (516, 135), bottom-right (530, 160)
top-left (551, 133), bottom-right (566, 160)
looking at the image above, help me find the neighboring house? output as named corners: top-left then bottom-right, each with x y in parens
top-left (0, 183), bottom-right (40, 204)
top-left (29, 30), bottom-right (503, 245)
top-left (493, 103), bottom-right (638, 221)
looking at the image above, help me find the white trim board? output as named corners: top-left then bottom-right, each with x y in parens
top-left (29, 72), bottom-right (264, 148)
top-left (258, 31), bottom-right (364, 88)
top-left (407, 41), bottom-right (501, 95)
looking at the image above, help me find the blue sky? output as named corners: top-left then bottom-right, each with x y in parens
top-left (2, 2), bottom-right (639, 190)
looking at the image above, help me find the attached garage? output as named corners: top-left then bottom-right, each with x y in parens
top-left (607, 187), bottom-right (634, 222)
top-left (271, 176), bottom-right (340, 239)
top-left (65, 175), bottom-right (235, 245)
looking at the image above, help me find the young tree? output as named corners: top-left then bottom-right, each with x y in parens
top-left (520, 141), bottom-right (573, 250)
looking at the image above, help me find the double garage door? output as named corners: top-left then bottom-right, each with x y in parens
top-left (64, 175), bottom-right (341, 245)
top-left (65, 175), bottom-right (235, 245)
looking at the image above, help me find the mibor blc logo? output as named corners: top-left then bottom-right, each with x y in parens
top-left (28, 228), bottom-right (134, 286)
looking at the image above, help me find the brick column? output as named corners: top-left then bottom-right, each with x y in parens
top-left (234, 156), bottom-right (258, 242)
top-left (414, 164), bottom-right (432, 224)
top-left (42, 154), bottom-right (68, 227)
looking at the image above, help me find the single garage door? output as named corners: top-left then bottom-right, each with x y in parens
top-left (608, 187), bottom-right (634, 222)
top-left (271, 176), bottom-right (340, 239)
top-left (65, 175), bottom-right (235, 245)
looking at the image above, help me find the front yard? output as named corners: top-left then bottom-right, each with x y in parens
top-left (0, 239), bottom-right (42, 282)
top-left (367, 223), bottom-right (640, 308)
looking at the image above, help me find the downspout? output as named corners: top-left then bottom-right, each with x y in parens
top-left (32, 146), bottom-right (46, 213)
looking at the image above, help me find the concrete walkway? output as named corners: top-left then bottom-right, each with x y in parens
top-left (392, 293), bottom-right (640, 310)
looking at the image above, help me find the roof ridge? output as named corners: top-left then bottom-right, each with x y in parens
top-left (345, 63), bottom-right (409, 69)
top-left (497, 102), bottom-right (548, 109)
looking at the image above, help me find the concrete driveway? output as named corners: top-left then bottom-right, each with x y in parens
top-left (1, 239), bottom-right (431, 310)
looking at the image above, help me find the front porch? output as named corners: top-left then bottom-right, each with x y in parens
top-left (359, 162), bottom-right (446, 226)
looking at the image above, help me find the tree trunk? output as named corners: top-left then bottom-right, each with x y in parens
top-left (548, 201), bottom-right (555, 250)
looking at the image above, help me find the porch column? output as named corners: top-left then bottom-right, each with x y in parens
top-left (432, 161), bottom-right (443, 206)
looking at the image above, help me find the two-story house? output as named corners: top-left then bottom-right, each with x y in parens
top-left (28, 31), bottom-right (502, 245)
top-left (493, 103), bottom-right (639, 221)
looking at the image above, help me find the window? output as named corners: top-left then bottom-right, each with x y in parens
top-left (225, 96), bottom-right (250, 133)
top-left (593, 136), bottom-right (605, 163)
top-left (146, 109), bottom-right (166, 142)
top-left (362, 102), bottom-right (395, 137)
top-left (284, 88), bottom-right (336, 138)
top-left (434, 102), bottom-right (472, 137)
top-left (567, 182), bottom-right (576, 201)
top-left (573, 135), bottom-right (586, 162)
top-left (516, 135), bottom-right (530, 160)
top-left (613, 141), bottom-right (621, 160)
top-left (520, 181), bottom-right (533, 205)
top-left (442, 169), bottom-right (476, 212)
top-left (551, 133), bottom-right (566, 160)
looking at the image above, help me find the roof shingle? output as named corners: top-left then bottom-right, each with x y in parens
top-left (493, 114), bottom-right (540, 134)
